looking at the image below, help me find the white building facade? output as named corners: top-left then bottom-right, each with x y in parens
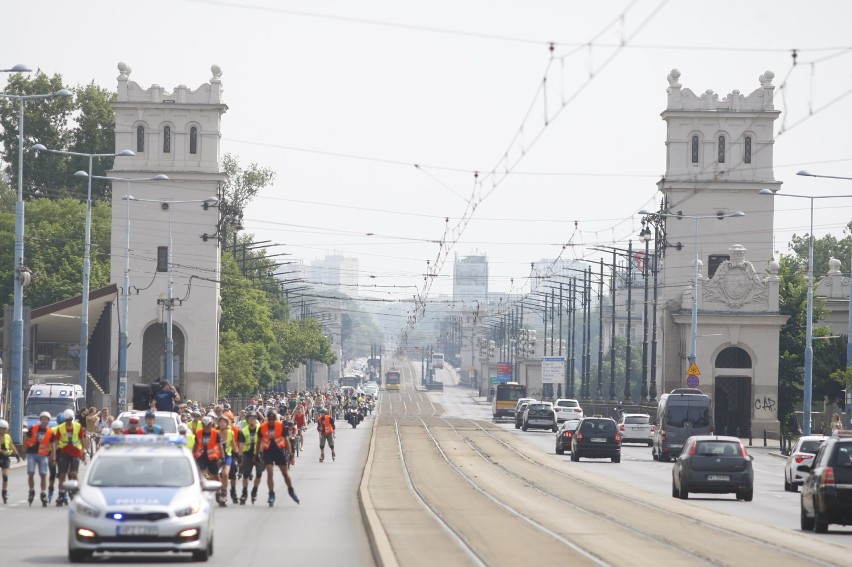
top-left (656, 69), bottom-right (786, 435)
top-left (109, 63), bottom-right (225, 404)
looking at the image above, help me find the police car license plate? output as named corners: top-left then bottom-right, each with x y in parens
top-left (591, 437), bottom-right (606, 443)
top-left (531, 420), bottom-right (550, 425)
top-left (707, 475), bottom-right (730, 482)
top-left (117, 525), bottom-right (159, 536)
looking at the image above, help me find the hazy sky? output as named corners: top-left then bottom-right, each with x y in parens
top-left (5, 0), bottom-right (852, 305)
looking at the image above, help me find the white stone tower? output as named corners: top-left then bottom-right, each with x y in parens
top-left (656, 69), bottom-right (785, 435)
top-left (109, 62), bottom-right (226, 404)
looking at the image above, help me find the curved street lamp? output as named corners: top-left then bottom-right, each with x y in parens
top-left (78, 172), bottom-right (169, 411)
top-left (124, 196), bottom-right (219, 385)
top-left (638, 209), bottom-right (746, 377)
top-left (0, 81), bottom-right (71, 443)
top-left (31, 144), bottom-right (135, 399)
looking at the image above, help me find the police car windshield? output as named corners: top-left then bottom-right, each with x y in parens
top-left (88, 456), bottom-right (194, 487)
top-left (25, 401), bottom-right (73, 416)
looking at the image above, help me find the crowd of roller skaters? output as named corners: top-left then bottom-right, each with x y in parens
top-left (0, 386), bottom-right (376, 508)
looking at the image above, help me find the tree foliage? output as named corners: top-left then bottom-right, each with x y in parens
top-left (0, 72), bottom-right (116, 200)
top-left (0, 196), bottom-right (111, 307)
top-left (219, 153), bottom-right (276, 249)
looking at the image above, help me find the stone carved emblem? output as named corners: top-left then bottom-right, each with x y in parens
top-left (702, 245), bottom-right (767, 308)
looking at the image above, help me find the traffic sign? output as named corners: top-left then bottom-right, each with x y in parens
top-left (687, 362), bottom-right (701, 376)
top-left (686, 374), bottom-right (700, 388)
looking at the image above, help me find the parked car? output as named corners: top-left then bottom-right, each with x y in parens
top-left (555, 419), bottom-right (581, 454)
top-left (671, 436), bottom-right (754, 501)
top-left (553, 399), bottom-right (584, 423)
top-left (619, 413), bottom-right (654, 446)
top-left (799, 434), bottom-right (852, 532)
top-left (570, 416), bottom-right (621, 462)
top-left (514, 402), bottom-right (533, 429)
top-left (522, 402), bottom-right (557, 432)
top-left (784, 435), bottom-right (827, 492)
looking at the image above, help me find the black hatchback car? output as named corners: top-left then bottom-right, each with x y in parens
top-left (800, 434), bottom-right (852, 532)
top-left (671, 435), bottom-right (754, 501)
top-left (570, 417), bottom-right (621, 462)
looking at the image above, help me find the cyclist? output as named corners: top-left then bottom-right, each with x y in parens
top-left (53, 409), bottom-right (87, 506)
top-left (258, 410), bottom-right (299, 506)
top-left (0, 419), bottom-right (22, 503)
top-left (177, 423), bottom-right (194, 451)
top-left (237, 411), bottom-right (263, 505)
top-left (24, 411), bottom-right (54, 506)
top-left (124, 415), bottom-right (145, 434)
top-left (293, 404), bottom-right (307, 453)
top-left (142, 411), bottom-right (164, 434)
top-left (109, 420), bottom-right (124, 435)
top-left (316, 407), bottom-right (336, 463)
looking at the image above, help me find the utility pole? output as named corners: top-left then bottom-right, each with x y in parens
top-left (625, 239), bottom-right (633, 403)
top-left (609, 249), bottom-right (617, 401)
top-left (597, 259), bottom-right (604, 401)
top-left (568, 277), bottom-right (576, 398)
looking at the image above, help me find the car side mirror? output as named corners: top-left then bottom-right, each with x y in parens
top-left (748, 455), bottom-right (754, 461)
top-left (203, 480), bottom-right (223, 492)
top-left (796, 464), bottom-right (812, 473)
top-left (62, 480), bottom-right (79, 492)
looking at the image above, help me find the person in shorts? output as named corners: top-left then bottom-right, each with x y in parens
top-left (52, 409), bottom-right (87, 506)
top-left (258, 411), bottom-right (299, 505)
top-left (193, 416), bottom-right (221, 480)
top-left (0, 419), bottom-right (22, 503)
top-left (24, 412), bottom-right (54, 506)
top-left (237, 412), bottom-right (264, 504)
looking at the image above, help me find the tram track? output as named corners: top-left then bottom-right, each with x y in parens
top-left (364, 360), bottom-right (847, 566)
top-left (453, 417), bottom-right (846, 566)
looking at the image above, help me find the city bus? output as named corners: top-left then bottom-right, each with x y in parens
top-left (431, 353), bottom-right (445, 369)
top-left (492, 382), bottom-right (527, 420)
top-left (339, 375), bottom-right (361, 389)
top-left (385, 369), bottom-right (401, 391)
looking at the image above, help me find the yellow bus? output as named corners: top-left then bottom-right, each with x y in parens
top-left (492, 382), bottom-right (527, 420)
top-left (385, 369), bottom-right (401, 391)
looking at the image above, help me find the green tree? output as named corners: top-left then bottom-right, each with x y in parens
top-left (0, 197), bottom-right (111, 307)
top-left (0, 72), bottom-right (118, 200)
top-left (219, 154), bottom-right (276, 250)
top-left (789, 221), bottom-right (852, 280)
top-left (0, 71), bottom-right (75, 198)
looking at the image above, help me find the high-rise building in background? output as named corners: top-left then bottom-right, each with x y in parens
top-left (529, 258), bottom-right (587, 293)
top-left (453, 255), bottom-right (488, 305)
top-left (310, 255), bottom-right (359, 292)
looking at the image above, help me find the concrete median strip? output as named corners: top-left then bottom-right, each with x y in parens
top-left (358, 419), bottom-right (399, 567)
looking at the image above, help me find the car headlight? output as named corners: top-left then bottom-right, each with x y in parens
top-left (75, 499), bottom-right (101, 518)
top-left (175, 500), bottom-right (202, 517)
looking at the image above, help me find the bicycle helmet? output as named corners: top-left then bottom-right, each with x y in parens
top-left (111, 420), bottom-right (124, 429)
top-left (39, 411), bottom-right (51, 419)
top-left (0, 419), bottom-right (8, 429)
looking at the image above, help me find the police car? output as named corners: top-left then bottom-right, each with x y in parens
top-left (64, 435), bottom-right (220, 562)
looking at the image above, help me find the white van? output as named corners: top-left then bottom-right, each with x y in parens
top-left (25, 383), bottom-right (86, 429)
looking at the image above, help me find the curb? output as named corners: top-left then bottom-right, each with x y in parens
top-left (357, 419), bottom-right (399, 567)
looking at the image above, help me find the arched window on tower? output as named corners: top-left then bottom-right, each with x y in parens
top-left (718, 135), bottom-right (726, 163)
top-left (163, 126), bottom-right (171, 153)
top-left (136, 126), bottom-right (144, 153)
top-left (744, 136), bottom-right (752, 164)
top-left (691, 136), bottom-right (699, 164)
top-left (715, 347), bottom-right (752, 369)
top-left (189, 127), bottom-right (198, 155)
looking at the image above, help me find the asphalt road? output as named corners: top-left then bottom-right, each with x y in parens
top-left (435, 374), bottom-right (852, 544)
top-left (0, 415), bottom-right (375, 565)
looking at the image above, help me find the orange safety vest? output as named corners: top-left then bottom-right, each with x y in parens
top-left (25, 424), bottom-right (54, 456)
top-left (193, 428), bottom-right (222, 461)
top-left (259, 421), bottom-right (288, 451)
top-left (319, 415), bottom-right (334, 435)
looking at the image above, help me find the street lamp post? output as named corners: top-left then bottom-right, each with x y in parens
top-left (0, 77), bottom-right (71, 443)
top-left (640, 223), bottom-right (653, 402)
top-left (126, 196), bottom-right (219, 384)
top-left (781, 171), bottom-right (852, 431)
top-left (32, 145), bottom-right (135, 400)
top-left (77, 173), bottom-right (168, 412)
top-left (638, 209), bottom-right (746, 375)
